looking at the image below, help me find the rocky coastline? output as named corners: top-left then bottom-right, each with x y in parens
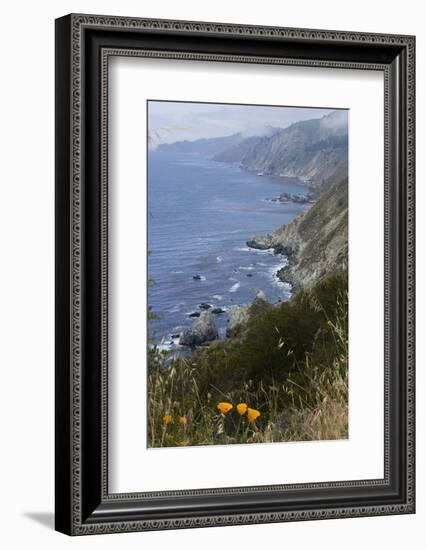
top-left (176, 290), bottom-right (273, 349)
top-left (269, 191), bottom-right (312, 205)
top-left (166, 178), bottom-right (347, 350)
top-left (155, 121), bottom-right (348, 350)
top-left (247, 177), bottom-right (348, 293)
top-left (246, 233), bottom-right (301, 292)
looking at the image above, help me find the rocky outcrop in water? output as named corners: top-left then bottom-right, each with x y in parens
top-left (270, 192), bottom-right (310, 204)
top-left (179, 311), bottom-right (219, 347)
top-left (246, 235), bottom-right (273, 250)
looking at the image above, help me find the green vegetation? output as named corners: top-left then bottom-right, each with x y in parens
top-left (147, 271), bottom-right (348, 447)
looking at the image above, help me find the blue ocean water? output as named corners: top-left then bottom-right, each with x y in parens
top-left (148, 151), bottom-right (309, 348)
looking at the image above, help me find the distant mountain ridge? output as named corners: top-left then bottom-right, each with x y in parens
top-left (240, 110), bottom-right (348, 195)
top-left (156, 132), bottom-right (245, 157)
top-left (156, 110), bottom-right (348, 195)
top-left (155, 126), bottom-right (281, 158)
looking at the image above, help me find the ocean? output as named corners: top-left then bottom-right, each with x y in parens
top-left (147, 151), bottom-right (309, 349)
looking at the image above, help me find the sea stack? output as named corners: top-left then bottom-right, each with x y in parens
top-left (179, 311), bottom-right (219, 347)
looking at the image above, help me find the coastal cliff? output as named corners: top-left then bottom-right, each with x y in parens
top-left (248, 177), bottom-right (348, 292)
top-left (240, 110), bottom-right (348, 196)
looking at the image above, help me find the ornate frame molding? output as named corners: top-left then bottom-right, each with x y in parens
top-left (55, 14), bottom-right (415, 536)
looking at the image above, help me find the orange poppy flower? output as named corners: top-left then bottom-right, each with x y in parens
top-left (236, 403), bottom-right (248, 415)
top-left (217, 402), bottom-right (233, 414)
top-left (247, 408), bottom-right (261, 423)
top-left (162, 414), bottom-right (173, 425)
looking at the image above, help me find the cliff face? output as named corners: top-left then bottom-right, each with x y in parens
top-left (211, 135), bottom-right (263, 163)
top-left (241, 110), bottom-right (348, 194)
top-left (248, 177), bottom-right (348, 292)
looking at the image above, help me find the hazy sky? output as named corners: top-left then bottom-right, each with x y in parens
top-left (148, 101), bottom-right (336, 146)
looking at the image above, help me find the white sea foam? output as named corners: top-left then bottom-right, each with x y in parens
top-left (265, 258), bottom-right (291, 290)
top-left (266, 265), bottom-right (281, 285)
top-left (229, 282), bottom-right (241, 293)
top-left (212, 295), bottom-right (223, 301)
top-left (235, 246), bottom-right (275, 256)
top-left (169, 302), bottom-right (185, 313)
top-left (256, 248), bottom-right (275, 256)
top-left (239, 266), bottom-right (254, 271)
top-left (152, 340), bottom-right (176, 352)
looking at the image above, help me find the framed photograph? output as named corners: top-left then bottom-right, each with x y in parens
top-left (55, 14), bottom-right (415, 535)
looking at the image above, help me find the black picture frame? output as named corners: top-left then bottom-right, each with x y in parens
top-left (55, 13), bottom-right (415, 535)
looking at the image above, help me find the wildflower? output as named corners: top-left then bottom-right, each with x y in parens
top-left (247, 408), bottom-right (261, 423)
top-left (178, 416), bottom-right (187, 425)
top-left (236, 403), bottom-right (248, 415)
top-left (162, 414), bottom-right (173, 425)
top-left (217, 402), bottom-right (233, 414)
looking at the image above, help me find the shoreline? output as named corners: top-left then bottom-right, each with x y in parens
top-left (150, 247), bottom-right (293, 352)
top-left (148, 157), bottom-right (308, 350)
top-left (151, 256), bottom-right (292, 352)
top-left (245, 236), bottom-right (299, 289)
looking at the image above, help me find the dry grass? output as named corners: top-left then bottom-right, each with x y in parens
top-left (147, 281), bottom-right (348, 448)
top-left (147, 356), bottom-right (284, 447)
top-left (282, 384), bottom-right (348, 442)
top-left (282, 288), bottom-right (348, 441)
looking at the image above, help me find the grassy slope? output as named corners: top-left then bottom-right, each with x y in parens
top-left (148, 271), bottom-right (348, 447)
